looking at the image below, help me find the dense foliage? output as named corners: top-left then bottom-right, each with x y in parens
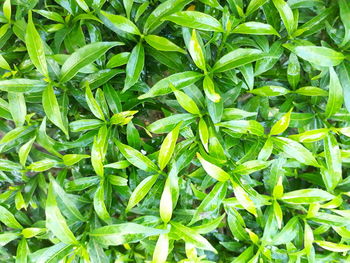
top-left (0, 0), bottom-right (350, 262)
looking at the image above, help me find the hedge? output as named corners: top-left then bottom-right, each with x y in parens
top-left (0, 0), bottom-right (350, 262)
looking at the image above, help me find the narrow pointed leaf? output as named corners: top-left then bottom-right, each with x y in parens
top-left (25, 11), bottom-right (48, 77)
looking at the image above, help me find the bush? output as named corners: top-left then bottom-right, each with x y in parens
top-left (0, 0), bottom-right (350, 262)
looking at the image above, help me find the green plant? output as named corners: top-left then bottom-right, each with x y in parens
top-left (0, 0), bottom-right (350, 262)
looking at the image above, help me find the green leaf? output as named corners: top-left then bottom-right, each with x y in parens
top-left (270, 108), bottom-right (292, 135)
top-left (33, 10), bottom-right (64, 23)
top-left (273, 201), bottom-right (282, 229)
top-left (233, 160), bottom-right (270, 175)
top-left (36, 118), bottom-right (62, 158)
top-left (190, 181), bottom-right (227, 225)
top-left (292, 5), bottom-right (336, 37)
top-left (85, 83), bottom-right (105, 120)
top-left (3, 0), bottom-right (11, 21)
top-left (16, 238), bottom-right (29, 263)
top-left (81, 69), bottom-right (123, 90)
top-left (231, 246), bottom-right (254, 263)
top-left (124, 42), bottom-right (144, 92)
top-left (258, 137), bottom-right (273, 161)
top-left (325, 67), bottom-right (343, 118)
top-left (60, 42), bottom-right (122, 82)
top-left (22, 229), bottom-right (48, 239)
top-left (108, 175), bottom-right (128, 186)
top-left (158, 122), bottom-right (181, 170)
top-left (192, 213), bottom-right (225, 234)
top-left (25, 11), bottom-right (48, 77)
top-left (0, 23), bottom-right (10, 38)
top-left (246, 0), bottom-right (268, 16)
top-left (65, 176), bottom-right (99, 192)
top-left (310, 212), bottom-right (349, 226)
top-left (304, 223), bottom-right (314, 253)
top-left (94, 184), bottom-right (111, 222)
top-left (105, 160), bottom-right (130, 169)
top-left (0, 53), bottom-right (11, 71)
top-left (8, 92), bottom-right (26, 127)
top-left (19, 136), bottom-right (35, 166)
top-left (110, 111), bottom-right (137, 126)
top-left (273, 176), bottom-right (284, 199)
top-left (115, 140), bottom-right (159, 172)
top-left (160, 180), bottom-right (173, 223)
top-left (160, 170), bottom-right (178, 224)
top-left (0, 205), bottom-right (23, 229)
top-left (126, 174), bottom-right (158, 211)
top-left (339, 0), bottom-right (350, 46)
top-left (91, 125), bottom-right (108, 176)
top-left (212, 48), bottom-right (264, 73)
top-left (280, 189), bottom-right (334, 204)
top-left (293, 46), bottom-right (345, 67)
top-left (27, 159), bottom-right (59, 172)
top-left (246, 228), bottom-right (259, 244)
top-left (173, 88), bottom-right (200, 115)
top-left (90, 223), bottom-right (166, 246)
top-left (203, 75), bottom-right (221, 102)
top-left (338, 61), bottom-right (350, 112)
top-left (338, 127), bottom-right (350, 137)
top-left (287, 53), bottom-right (300, 89)
top-left (106, 52), bottom-right (130, 68)
top-left (170, 221), bottom-right (217, 253)
top-left (272, 137), bottom-right (319, 167)
top-left (272, 0), bottom-right (295, 35)
top-left (199, 0), bottom-right (223, 10)
top-left (76, 0), bottom-right (89, 11)
top-left (123, 0), bottom-right (133, 18)
top-left (101, 10), bottom-right (140, 35)
top-left (0, 159), bottom-right (22, 171)
top-left (250, 86), bottom-right (290, 96)
top-left (51, 178), bottom-right (86, 222)
top-left (62, 154), bottom-right (89, 166)
top-left (0, 233), bottom-right (19, 246)
top-left (43, 85), bottom-right (69, 136)
top-left (315, 240), bottom-right (350, 252)
top-left (45, 182), bottom-right (78, 244)
top-left (271, 217), bottom-right (299, 245)
top-left (143, 0), bottom-right (192, 33)
top-left (104, 84), bottom-right (122, 114)
top-left (0, 79), bottom-right (46, 93)
top-left (87, 239), bottom-right (108, 263)
top-left (231, 180), bottom-right (257, 217)
top-left (232, 22), bottom-right (280, 37)
top-left (216, 120), bottom-right (264, 136)
top-left (147, 113), bottom-right (196, 134)
top-left (289, 128), bottom-right (328, 143)
top-left (165, 11), bottom-right (223, 32)
top-left (0, 98), bottom-right (12, 120)
top-left (196, 152), bottom-right (230, 182)
top-left (188, 29), bottom-right (206, 71)
top-left (198, 118), bottom-right (209, 151)
top-left (29, 243), bottom-right (73, 263)
top-left (0, 126), bottom-right (29, 145)
top-left (294, 86), bottom-right (328, 96)
top-left (69, 119), bottom-right (104, 132)
top-left (323, 133), bottom-right (342, 191)
top-left (152, 233), bottom-right (169, 263)
top-left (138, 71), bottom-right (203, 99)
top-left (145, 35), bottom-right (185, 53)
